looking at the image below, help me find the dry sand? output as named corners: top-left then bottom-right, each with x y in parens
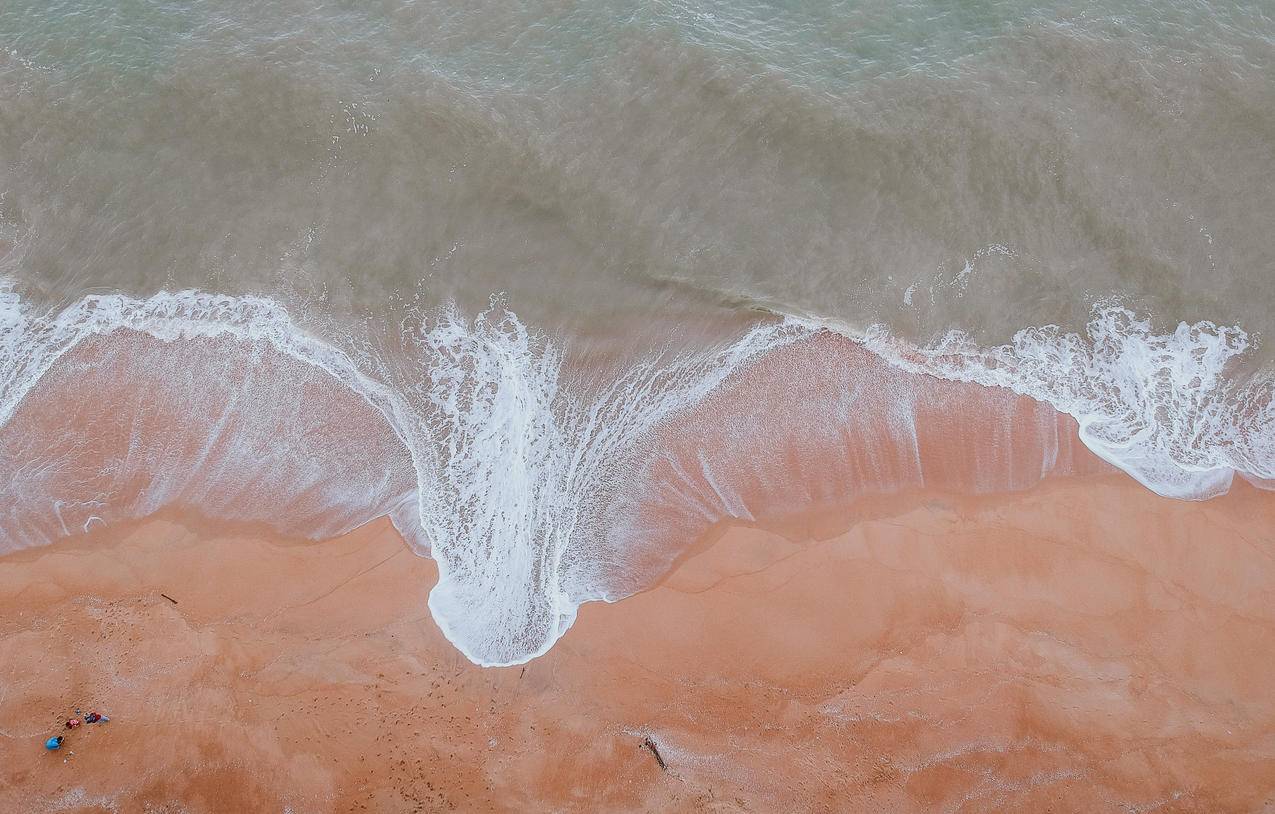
top-left (3, 474), bottom-right (1275, 812)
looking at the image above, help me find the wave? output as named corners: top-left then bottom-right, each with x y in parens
top-left (857, 304), bottom-right (1275, 499)
top-left (0, 280), bottom-right (1269, 665)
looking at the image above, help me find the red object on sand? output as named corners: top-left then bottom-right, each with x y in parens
top-left (66, 718), bottom-right (81, 729)
top-left (86, 712), bottom-right (101, 723)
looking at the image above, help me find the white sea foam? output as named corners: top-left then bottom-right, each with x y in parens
top-left (856, 303), bottom-right (1273, 500)
top-left (0, 282), bottom-right (423, 550)
top-left (412, 301), bottom-right (802, 664)
top-left (0, 280), bottom-right (1269, 665)
top-left (0, 281), bottom-right (800, 665)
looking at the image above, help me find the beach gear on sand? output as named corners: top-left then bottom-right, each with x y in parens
top-left (85, 712), bottom-right (100, 723)
top-left (45, 736), bottom-right (62, 750)
top-left (66, 718), bottom-right (81, 729)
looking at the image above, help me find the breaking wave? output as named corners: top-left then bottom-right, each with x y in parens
top-left (855, 304), bottom-right (1275, 499)
top-left (0, 279), bottom-right (1270, 665)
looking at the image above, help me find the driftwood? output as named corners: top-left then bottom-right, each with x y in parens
top-left (160, 593), bottom-right (178, 605)
top-left (642, 737), bottom-right (667, 771)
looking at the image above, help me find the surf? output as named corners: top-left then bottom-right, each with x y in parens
top-left (0, 278), bottom-right (1269, 666)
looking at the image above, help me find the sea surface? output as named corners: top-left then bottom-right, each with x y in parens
top-left (1, 0), bottom-right (1272, 664)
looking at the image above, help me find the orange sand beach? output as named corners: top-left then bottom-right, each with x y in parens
top-left (3, 474), bottom-right (1275, 812)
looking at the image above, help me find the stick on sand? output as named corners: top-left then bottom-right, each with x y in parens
top-left (642, 737), bottom-right (667, 771)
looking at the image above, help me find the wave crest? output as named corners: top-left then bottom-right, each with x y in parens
top-left (859, 303), bottom-right (1272, 499)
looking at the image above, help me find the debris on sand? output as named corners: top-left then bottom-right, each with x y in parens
top-left (641, 736), bottom-right (668, 771)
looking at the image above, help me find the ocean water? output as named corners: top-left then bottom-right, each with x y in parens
top-left (0, 1), bottom-right (1272, 665)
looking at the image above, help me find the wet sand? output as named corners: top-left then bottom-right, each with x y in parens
top-left (3, 474), bottom-right (1275, 812)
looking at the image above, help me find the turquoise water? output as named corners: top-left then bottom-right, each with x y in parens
top-left (6, 1), bottom-right (1272, 85)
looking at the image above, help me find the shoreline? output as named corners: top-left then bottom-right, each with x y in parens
top-left (3, 473), bottom-right (1275, 811)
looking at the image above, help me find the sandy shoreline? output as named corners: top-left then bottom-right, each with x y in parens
top-left (3, 474), bottom-right (1275, 812)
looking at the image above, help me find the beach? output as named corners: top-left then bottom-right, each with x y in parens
top-left (3, 2), bottom-right (1275, 809)
top-left (4, 473), bottom-right (1274, 812)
